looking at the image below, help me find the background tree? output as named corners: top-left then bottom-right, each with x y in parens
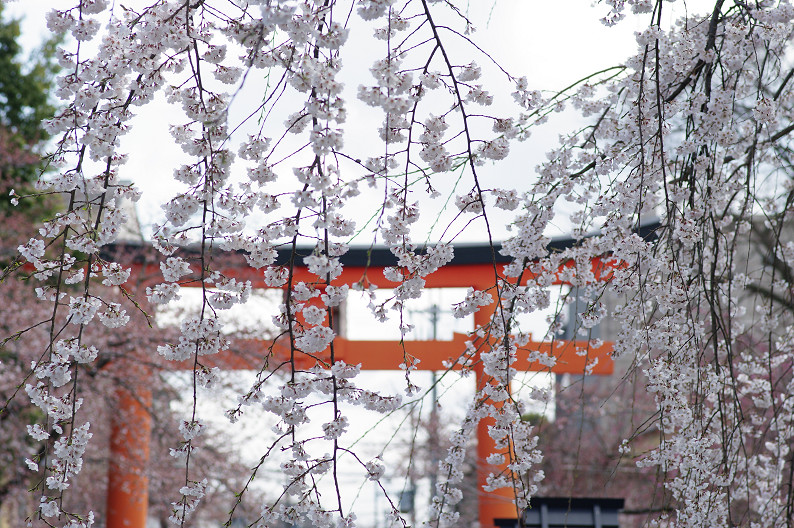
top-left (0, 5), bottom-right (63, 521)
top-left (0, 4), bottom-right (59, 221)
top-left (0, 10), bottom-right (267, 523)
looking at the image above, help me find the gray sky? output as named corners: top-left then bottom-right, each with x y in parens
top-left (7, 1), bottom-right (656, 241)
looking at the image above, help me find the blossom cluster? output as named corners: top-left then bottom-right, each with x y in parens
top-left (13, 0), bottom-right (794, 527)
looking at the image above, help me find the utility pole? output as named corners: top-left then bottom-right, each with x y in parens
top-left (406, 302), bottom-right (448, 519)
top-left (428, 304), bottom-right (440, 504)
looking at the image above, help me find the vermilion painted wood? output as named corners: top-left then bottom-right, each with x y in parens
top-left (104, 242), bottom-right (623, 528)
top-left (122, 254), bottom-right (619, 290)
top-left (107, 383), bottom-right (152, 528)
top-left (193, 334), bottom-right (613, 375)
top-left (473, 302), bottom-right (518, 527)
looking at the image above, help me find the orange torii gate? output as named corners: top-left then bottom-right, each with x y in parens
top-left (101, 235), bottom-right (638, 528)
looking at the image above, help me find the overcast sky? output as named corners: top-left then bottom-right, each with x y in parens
top-left (5, 1), bottom-right (664, 239)
top-left (6, 2), bottom-right (718, 244)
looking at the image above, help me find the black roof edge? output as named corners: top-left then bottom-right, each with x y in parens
top-left (100, 221), bottom-right (661, 268)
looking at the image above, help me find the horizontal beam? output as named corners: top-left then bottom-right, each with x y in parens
top-left (118, 254), bottom-right (620, 290)
top-left (100, 222), bottom-right (661, 290)
top-left (189, 333), bottom-right (613, 375)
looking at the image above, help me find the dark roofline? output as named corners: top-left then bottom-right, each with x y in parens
top-left (100, 222), bottom-right (661, 268)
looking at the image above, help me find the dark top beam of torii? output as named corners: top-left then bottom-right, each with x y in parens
top-left (100, 221), bottom-right (660, 289)
top-left (99, 222), bottom-right (659, 528)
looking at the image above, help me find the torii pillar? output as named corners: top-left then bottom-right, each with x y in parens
top-left (473, 298), bottom-right (517, 527)
top-left (107, 362), bottom-right (152, 528)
